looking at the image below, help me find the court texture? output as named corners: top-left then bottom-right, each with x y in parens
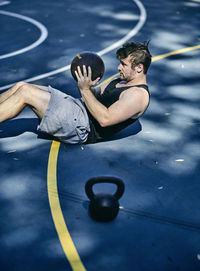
top-left (0, 0), bottom-right (200, 270)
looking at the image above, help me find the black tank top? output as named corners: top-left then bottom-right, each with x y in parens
top-left (85, 78), bottom-right (150, 144)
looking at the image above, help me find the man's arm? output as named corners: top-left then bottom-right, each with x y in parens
top-left (81, 86), bottom-right (148, 127)
top-left (75, 65), bottom-right (149, 127)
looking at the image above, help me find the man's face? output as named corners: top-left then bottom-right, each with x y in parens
top-left (118, 55), bottom-right (136, 81)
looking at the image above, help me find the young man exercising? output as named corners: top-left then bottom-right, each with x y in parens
top-left (0, 42), bottom-right (151, 144)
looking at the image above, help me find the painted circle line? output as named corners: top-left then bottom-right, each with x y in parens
top-left (0, 1), bottom-right (11, 7)
top-left (0, 0), bottom-right (146, 91)
top-left (0, 10), bottom-right (48, 59)
top-left (47, 141), bottom-right (86, 271)
top-left (47, 44), bottom-right (200, 271)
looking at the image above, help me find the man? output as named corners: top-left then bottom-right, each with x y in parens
top-left (0, 41), bottom-right (151, 144)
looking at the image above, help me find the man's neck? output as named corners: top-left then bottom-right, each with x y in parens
top-left (123, 76), bottom-right (147, 86)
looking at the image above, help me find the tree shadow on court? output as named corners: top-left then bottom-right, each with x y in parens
top-left (0, 118), bottom-right (38, 137)
top-left (0, 0), bottom-right (200, 270)
top-left (0, 114), bottom-right (142, 271)
top-left (0, 116), bottom-right (142, 142)
top-left (55, 5), bottom-right (200, 267)
top-left (0, 132), bottom-right (70, 270)
top-left (0, 118), bottom-right (56, 142)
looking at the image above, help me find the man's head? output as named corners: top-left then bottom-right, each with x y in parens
top-left (116, 41), bottom-right (152, 75)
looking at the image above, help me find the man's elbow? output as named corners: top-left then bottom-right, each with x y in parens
top-left (98, 117), bottom-right (111, 127)
top-left (96, 110), bottom-right (112, 127)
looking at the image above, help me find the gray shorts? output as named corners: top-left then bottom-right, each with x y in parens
top-left (37, 86), bottom-right (90, 144)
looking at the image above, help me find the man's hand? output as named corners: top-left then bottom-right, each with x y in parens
top-left (75, 65), bottom-right (100, 92)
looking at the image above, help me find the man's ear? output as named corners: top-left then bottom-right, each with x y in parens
top-left (136, 63), bottom-right (143, 73)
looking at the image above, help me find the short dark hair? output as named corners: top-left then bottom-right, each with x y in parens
top-left (116, 41), bottom-right (152, 74)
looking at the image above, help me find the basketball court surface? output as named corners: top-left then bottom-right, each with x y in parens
top-left (0, 0), bottom-right (200, 270)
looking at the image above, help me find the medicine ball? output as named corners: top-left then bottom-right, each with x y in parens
top-left (71, 51), bottom-right (105, 81)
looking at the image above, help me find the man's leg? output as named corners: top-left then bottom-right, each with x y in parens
top-left (0, 82), bottom-right (50, 122)
top-left (0, 82), bottom-right (26, 104)
top-left (0, 82), bottom-right (49, 104)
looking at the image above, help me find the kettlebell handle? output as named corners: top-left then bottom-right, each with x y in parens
top-left (85, 176), bottom-right (125, 200)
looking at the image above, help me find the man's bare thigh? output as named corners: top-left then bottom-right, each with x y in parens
top-left (24, 83), bottom-right (51, 119)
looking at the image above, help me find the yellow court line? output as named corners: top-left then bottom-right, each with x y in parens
top-left (47, 44), bottom-right (200, 271)
top-left (152, 44), bottom-right (200, 62)
top-left (47, 141), bottom-right (86, 271)
top-left (98, 44), bottom-right (200, 86)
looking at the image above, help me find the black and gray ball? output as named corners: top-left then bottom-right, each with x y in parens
top-left (71, 51), bottom-right (104, 81)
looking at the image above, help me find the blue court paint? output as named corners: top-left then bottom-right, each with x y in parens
top-left (0, 0), bottom-right (200, 270)
top-left (0, 10), bottom-right (48, 59)
top-left (0, 0), bottom-right (145, 90)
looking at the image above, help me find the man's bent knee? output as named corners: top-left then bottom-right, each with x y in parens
top-left (14, 81), bottom-right (27, 90)
top-left (15, 84), bottom-right (50, 118)
top-left (14, 83), bottom-right (34, 104)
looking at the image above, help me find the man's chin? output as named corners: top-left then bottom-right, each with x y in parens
top-left (120, 75), bottom-right (127, 82)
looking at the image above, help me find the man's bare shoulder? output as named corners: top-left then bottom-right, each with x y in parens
top-left (119, 85), bottom-right (150, 115)
top-left (120, 85), bottom-right (149, 99)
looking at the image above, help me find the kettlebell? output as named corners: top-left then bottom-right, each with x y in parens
top-left (85, 176), bottom-right (125, 222)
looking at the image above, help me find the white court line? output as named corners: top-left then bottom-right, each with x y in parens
top-left (0, 1), bottom-right (11, 6)
top-left (0, 0), bottom-right (146, 91)
top-left (98, 0), bottom-right (146, 56)
top-left (0, 10), bottom-right (48, 59)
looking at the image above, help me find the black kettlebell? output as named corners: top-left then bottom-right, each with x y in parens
top-left (85, 176), bottom-right (125, 222)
